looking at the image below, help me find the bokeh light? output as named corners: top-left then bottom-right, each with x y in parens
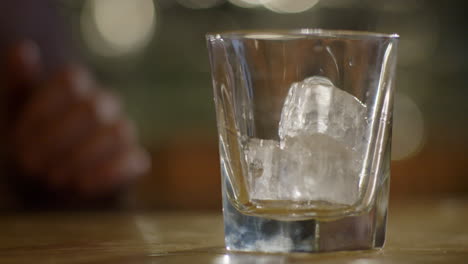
top-left (177, 0), bottom-right (224, 9)
top-left (81, 0), bottom-right (156, 57)
top-left (263, 0), bottom-right (320, 14)
top-left (392, 93), bottom-right (426, 161)
top-left (228, 0), bottom-right (264, 8)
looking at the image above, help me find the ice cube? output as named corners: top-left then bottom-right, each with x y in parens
top-left (279, 76), bottom-right (367, 150)
top-left (244, 138), bottom-right (281, 200)
top-left (244, 76), bottom-right (366, 205)
top-left (245, 134), bottom-right (360, 204)
top-left (281, 133), bottom-right (360, 204)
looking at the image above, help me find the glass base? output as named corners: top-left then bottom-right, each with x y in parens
top-left (223, 178), bottom-right (389, 253)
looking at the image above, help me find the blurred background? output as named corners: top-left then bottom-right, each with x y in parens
top-left (53, 0), bottom-right (467, 210)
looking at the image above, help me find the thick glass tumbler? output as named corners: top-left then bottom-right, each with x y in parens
top-left (206, 30), bottom-right (399, 253)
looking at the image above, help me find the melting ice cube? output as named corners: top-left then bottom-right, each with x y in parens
top-left (244, 138), bottom-right (280, 200)
top-left (245, 76), bottom-right (367, 205)
top-left (279, 76), bottom-right (367, 150)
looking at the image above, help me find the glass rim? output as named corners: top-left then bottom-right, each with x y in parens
top-left (206, 29), bottom-right (399, 40)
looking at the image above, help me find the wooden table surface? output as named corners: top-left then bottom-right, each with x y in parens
top-left (1, 198), bottom-right (467, 263)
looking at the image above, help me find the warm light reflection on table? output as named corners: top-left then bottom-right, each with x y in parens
top-left (0, 198), bottom-right (467, 263)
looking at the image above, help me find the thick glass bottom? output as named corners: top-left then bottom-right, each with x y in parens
top-left (222, 178), bottom-right (389, 253)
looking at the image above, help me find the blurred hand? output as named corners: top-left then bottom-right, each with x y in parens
top-left (5, 41), bottom-right (150, 199)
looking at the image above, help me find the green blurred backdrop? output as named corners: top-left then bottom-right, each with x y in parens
top-left (58, 0), bottom-right (467, 209)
